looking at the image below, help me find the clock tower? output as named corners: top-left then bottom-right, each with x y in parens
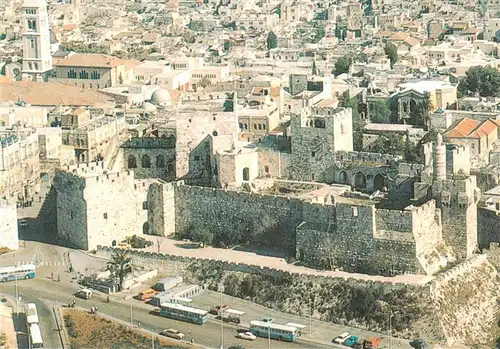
top-left (21, 0), bottom-right (52, 81)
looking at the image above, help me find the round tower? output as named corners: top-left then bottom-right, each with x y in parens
top-left (433, 133), bottom-right (446, 181)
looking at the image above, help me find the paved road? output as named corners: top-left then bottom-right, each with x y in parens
top-left (1, 279), bottom-right (332, 349)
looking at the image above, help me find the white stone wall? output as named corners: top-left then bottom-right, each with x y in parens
top-left (0, 199), bottom-right (19, 250)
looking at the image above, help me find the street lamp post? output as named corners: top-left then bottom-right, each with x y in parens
top-left (130, 304), bottom-right (133, 325)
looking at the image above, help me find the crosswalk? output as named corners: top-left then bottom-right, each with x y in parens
top-left (15, 260), bottom-right (68, 267)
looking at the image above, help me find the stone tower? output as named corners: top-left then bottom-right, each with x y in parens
top-left (430, 134), bottom-right (481, 260)
top-left (433, 133), bottom-right (446, 181)
top-left (21, 0), bottom-right (52, 82)
top-left (291, 106), bottom-right (353, 182)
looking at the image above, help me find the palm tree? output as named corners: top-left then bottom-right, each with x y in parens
top-left (107, 249), bottom-right (133, 291)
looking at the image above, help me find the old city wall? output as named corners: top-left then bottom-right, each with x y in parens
top-left (430, 254), bottom-right (500, 347)
top-left (84, 170), bottom-right (142, 250)
top-left (147, 181), bottom-right (176, 236)
top-left (296, 200), bottom-right (422, 275)
top-left (174, 184), bottom-right (302, 252)
top-left (434, 177), bottom-right (479, 259)
top-left (477, 207), bottom-right (500, 249)
top-left (53, 171), bottom-right (88, 249)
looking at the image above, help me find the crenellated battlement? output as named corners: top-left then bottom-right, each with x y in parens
top-left (336, 151), bottom-right (401, 165)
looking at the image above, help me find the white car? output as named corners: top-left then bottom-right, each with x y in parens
top-left (333, 332), bottom-right (351, 344)
top-left (237, 332), bottom-right (257, 341)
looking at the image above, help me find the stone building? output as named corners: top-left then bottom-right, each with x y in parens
top-left (52, 53), bottom-right (140, 89)
top-left (122, 137), bottom-right (176, 181)
top-left (60, 108), bottom-right (127, 163)
top-left (0, 199), bottom-right (19, 251)
top-left (0, 129), bottom-right (40, 204)
top-left (290, 106), bottom-right (353, 182)
top-left (478, 185), bottom-right (500, 249)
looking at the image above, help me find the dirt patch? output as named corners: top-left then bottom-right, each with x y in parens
top-left (62, 309), bottom-right (190, 349)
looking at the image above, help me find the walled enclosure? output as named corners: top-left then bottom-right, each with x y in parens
top-left (174, 183), bottom-right (447, 276)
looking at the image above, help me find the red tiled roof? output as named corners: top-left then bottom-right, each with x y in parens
top-left (445, 117), bottom-right (497, 139)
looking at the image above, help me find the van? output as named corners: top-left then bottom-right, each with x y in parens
top-left (75, 288), bottom-right (93, 299)
top-left (138, 288), bottom-right (156, 301)
top-left (365, 337), bottom-right (381, 348)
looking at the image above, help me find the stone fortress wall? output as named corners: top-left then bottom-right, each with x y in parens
top-left (54, 162), bottom-right (176, 250)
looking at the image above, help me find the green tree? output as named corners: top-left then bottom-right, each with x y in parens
top-left (266, 31), bottom-right (277, 50)
top-left (198, 76), bottom-right (211, 88)
top-left (107, 249), bottom-right (133, 291)
top-left (333, 56), bottom-right (351, 76)
top-left (370, 100), bottom-right (391, 123)
top-left (384, 43), bottom-right (398, 68)
top-left (312, 60), bottom-right (317, 75)
top-left (369, 134), bottom-right (405, 155)
top-left (458, 66), bottom-right (500, 97)
top-left (191, 229), bottom-right (213, 245)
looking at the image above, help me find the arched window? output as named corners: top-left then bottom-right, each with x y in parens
top-left (128, 155), bottom-right (137, 168)
top-left (258, 124), bottom-right (262, 130)
top-left (156, 154), bottom-right (165, 168)
top-left (141, 154), bottom-right (151, 168)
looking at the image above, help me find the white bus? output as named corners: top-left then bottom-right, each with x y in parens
top-left (249, 320), bottom-right (298, 342)
top-left (25, 303), bottom-right (39, 326)
top-left (28, 323), bottom-right (44, 349)
top-left (159, 302), bottom-right (208, 325)
top-left (0, 264), bottom-right (36, 283)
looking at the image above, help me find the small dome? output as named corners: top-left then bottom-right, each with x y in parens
top-left (151, 88), bottom-right (172, 107)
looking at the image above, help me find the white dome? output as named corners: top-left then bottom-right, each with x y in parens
top-left (143, 102), bottom-right (156, 112)
top-left (151, 88), bottom-right (172, 106)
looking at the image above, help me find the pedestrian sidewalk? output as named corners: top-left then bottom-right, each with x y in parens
top-left (0, 301), bottom-right (18, 349)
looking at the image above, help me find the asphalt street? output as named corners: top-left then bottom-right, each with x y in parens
top-left (1, 277), bottom-right (333, 349)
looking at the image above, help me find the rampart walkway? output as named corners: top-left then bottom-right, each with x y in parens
top-left (142, 237), bottom-right (434, 285)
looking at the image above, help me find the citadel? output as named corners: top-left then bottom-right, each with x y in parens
top-left (2, 0), bottom-right (500, 345)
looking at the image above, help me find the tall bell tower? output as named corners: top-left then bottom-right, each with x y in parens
top-left (21, 0), bottom-right (52, 81)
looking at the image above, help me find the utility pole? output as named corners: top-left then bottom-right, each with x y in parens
top-left (130, 304), bottom-right (133, 325)
top-left (389, 312), bottom-right (393, 349)
top-left (267, 321), bottom-right (271, 349)
top-left (151, 333), bottom-right (154, 349)
top-left (220, 282), bottom-right (224, 349)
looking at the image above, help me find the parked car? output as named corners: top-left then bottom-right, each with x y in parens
top-left (262, 317), bottom-right (274, 323)
top-left (160, 328), bottom-right (185, 340)
top-left (364, 337), bottom-right (381, 348)
top-left (228, 345), bottom-right (245, 349)
top-left (410, 339), bottom-right (428, 349)
top-left (333, 332), bottom-right (351, 344)
top-left (237, 332), bottom-right (257, 341)
top-left (343, 335), bottom-right (359, 347)
top-left (75, 288), bottom-right (93, 299)
top-left (209, 304), bottom-right (230, 315)
top-left (137, 288), bottom-right (156, 301)
top-left (353, 339), bottom-right (364, 349)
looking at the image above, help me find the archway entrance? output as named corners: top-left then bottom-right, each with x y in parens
top-left (373, 174), bottom-right (384, 191)
top-left (242, 167), bottom-right (249, 181)
top-left (143, 222), bottom-right (149, 235)
top-left (354, 171), bottom-right (367, 189)
top-left (339, 171), bottom-right (348, 184)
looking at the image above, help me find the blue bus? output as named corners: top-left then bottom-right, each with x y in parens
top-left (159, 302), bottom-right (208, 325)
top-left (0, 264), bottom-right (36, 283)
top-left (249, 320), bottom-right (298, 342)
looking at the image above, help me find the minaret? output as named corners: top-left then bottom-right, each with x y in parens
top-left (21, 0), bottom-right (52, 82)
top-left (433, 133), bottom-right (446, 181)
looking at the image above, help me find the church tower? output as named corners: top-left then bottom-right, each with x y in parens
top-left (21, 0), bottom-right (52, 82)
